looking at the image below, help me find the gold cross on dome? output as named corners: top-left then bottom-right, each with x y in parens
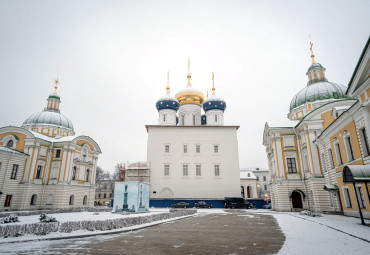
top-left (54, 78), bottom-right (60, 93)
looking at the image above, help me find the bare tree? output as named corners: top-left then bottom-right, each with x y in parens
top-left (96, 166), bottom-right (104, 181)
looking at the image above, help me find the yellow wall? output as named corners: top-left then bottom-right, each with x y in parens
top-left (360, 93), bottom-right (365, 103)
top-left (0, 132), bottom-right (27, 152)
top-left (76, 140), bottom-right (94, 150)
top-left (330, 120), bottom-right (362, 165)
top-left (321, 110), bottom-right (335, 130)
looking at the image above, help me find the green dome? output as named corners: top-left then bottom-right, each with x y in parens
top-left (290, 81), bottom-right (348, 111)
top-left (22, 110), bottom-right (74, 131)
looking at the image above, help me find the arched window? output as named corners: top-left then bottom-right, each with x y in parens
top-left (46, 194), bottom-right (53, 205)
top-left (30, 194), bottom-right (37, 205)
top-left (72, 166), bottom-right (77, 180)
top-left (247, 186), bottom-right (252, 198)
top-left (69, 195), bottom-right (74, 205)
top-left (83, 195), bottom-right (88, 205)
top-left (241, 186), bottom-right (245, 198)
top-left (6, 140), bottom-right (14, 148)
top-left (86, 169), bottom-right (90, 182)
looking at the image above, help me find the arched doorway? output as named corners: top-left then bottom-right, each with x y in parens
top-left (241, 186), bottom-right (245, 198)
top-left (247, 186), bottom-right (252, 198)
top-left (291, 191), bottom-right (303, 208)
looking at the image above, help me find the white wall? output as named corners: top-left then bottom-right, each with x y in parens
top-left (147, 126), bottom-right (241, 199)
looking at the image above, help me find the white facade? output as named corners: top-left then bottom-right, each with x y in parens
top-left (0, 88), bottom-right (101, 211)
top-left (240, 170), bottom-right (257, 199)
top-left (147, 125), bottom-right (241, 200)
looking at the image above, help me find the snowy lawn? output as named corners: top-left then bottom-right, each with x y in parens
top-left (0, 208), bottom-right (196, 243)
top-left (1, 210), bottom-right (166, 226)
top-left (253, 210), bottom-right (370, 254)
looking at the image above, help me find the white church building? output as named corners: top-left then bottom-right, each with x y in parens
top-left (147, 63), bottom-right (241, 207)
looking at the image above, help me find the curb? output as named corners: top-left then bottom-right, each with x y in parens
top-left (0, 214), bottom-right (197, 244)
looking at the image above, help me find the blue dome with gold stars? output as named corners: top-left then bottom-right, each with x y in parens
top-left (203, 93), bottom-right (226, 112)
top-left (156, 91), bottom-right (179, 111)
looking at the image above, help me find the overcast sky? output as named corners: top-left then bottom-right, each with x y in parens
top-left (1, 0), bottom-right (369, 173)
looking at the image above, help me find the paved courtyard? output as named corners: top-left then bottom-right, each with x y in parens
top-left (0, 210), bottom-right (285, 255)
top-left (1, 209), bottom-right (370, 255)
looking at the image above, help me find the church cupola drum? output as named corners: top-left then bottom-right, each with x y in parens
top-left (203, 72), bottom-right (226, 126)
top-left (175, 59), bottom-right (205, 126)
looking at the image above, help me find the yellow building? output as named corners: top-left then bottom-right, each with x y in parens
top-left (315, 37), bottom-right (370, 219)
top-left (0, 80), bottom-right (101, 211)
top-left (263, 41), bottom-right (359, 213)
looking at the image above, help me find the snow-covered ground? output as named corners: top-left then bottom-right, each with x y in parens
top-left (1, 208), bottom-right (370, 255)
top-left (253, 210), bottom-right (370, 255)
top-left (1, 210), bottom-right (166, 226)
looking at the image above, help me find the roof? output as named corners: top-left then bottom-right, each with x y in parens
top-left (0, 146), bottom-right (29, 156)
top-left (29, 130), bottom-right (78, 142)
top-left (240, 170), bottom-right (257, 179)
top-left (346, 36), bottom-right (370, 95)
top-left (22, 110), bottom-right (74, 131)
top-left (27, 130), bottom-right (102, 153)
top-left (289, 81), bottom-right (348, 112)
top-left (343, 165), bottom-right (370, 182)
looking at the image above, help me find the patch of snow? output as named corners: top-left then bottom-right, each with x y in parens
top-left (271, 213), bottom-right (370, 254)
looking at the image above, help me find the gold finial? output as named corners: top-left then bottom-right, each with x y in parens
top-left (53, 78), bottom-right (59, 94)
top-left (187, 58), bottom-right (191, 85)
top-left (309, 41), bottom-right (316, 64)
top-left (212, 72), bottom-right (215, 94)
top-left (166, 71), bottom-right (170, 94)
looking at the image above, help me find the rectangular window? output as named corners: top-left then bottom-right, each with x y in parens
top-left (321, 153), bottom-right (327, 172)
top-left (215, 115), bottom-right (218, 123)
top-left (359, 128), bottom-right (370, 157)
top-left (163, 114), bottom-right (166, 122)
top-left (287, 158), bottom-right (297, 173)
top-left (196, 165), bottom-right (201, 176)
top-left (10, 164), bottom-right (18, 179)
top-left (196, 145), bottom-right (201, 153)
top-left (264, 184), bottom-right (267, 190)
top-left (183, 165), bottom-right (188, 176)
top-left (193, 115), bottom-right (196, 125)
top-left (36, 165), bottom-right (42, 179)
top-left (165, 145), bottom-right (170, 153)
top-left (214, 145), bottom-right (219, 153)
top-left (4, 195), bottom-right (12, 207)
top-left (256, 176), bottom-right (259, 181)
top-left (164, 165), bottom-right (169, 176)
top-left (343, 187), bottom-right (352, 208)
top-left (328, 149), bottom-right (335, 169)
top-left (55, 149), bottom-right (61, 158)
top-left (356, 186), bottom-right (366, 209)
top-left (0, 162), bottom-right (2, 171)
top-left (345, 136), bottom-right (354, 162)
top-left (335, 143), bottom-right (343, 165)
top-left (214, 165), bottom-right (220, 176)
top-left (263, 176), bottom-right (267, 181)
top-left (183, 145), bottom-right (188, 153)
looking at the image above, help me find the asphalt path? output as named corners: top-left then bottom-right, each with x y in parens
top-left (8, 210), bottom-right (285, 255)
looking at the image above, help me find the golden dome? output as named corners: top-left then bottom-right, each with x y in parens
top-left (175, 74), bottom-right (205, 105)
